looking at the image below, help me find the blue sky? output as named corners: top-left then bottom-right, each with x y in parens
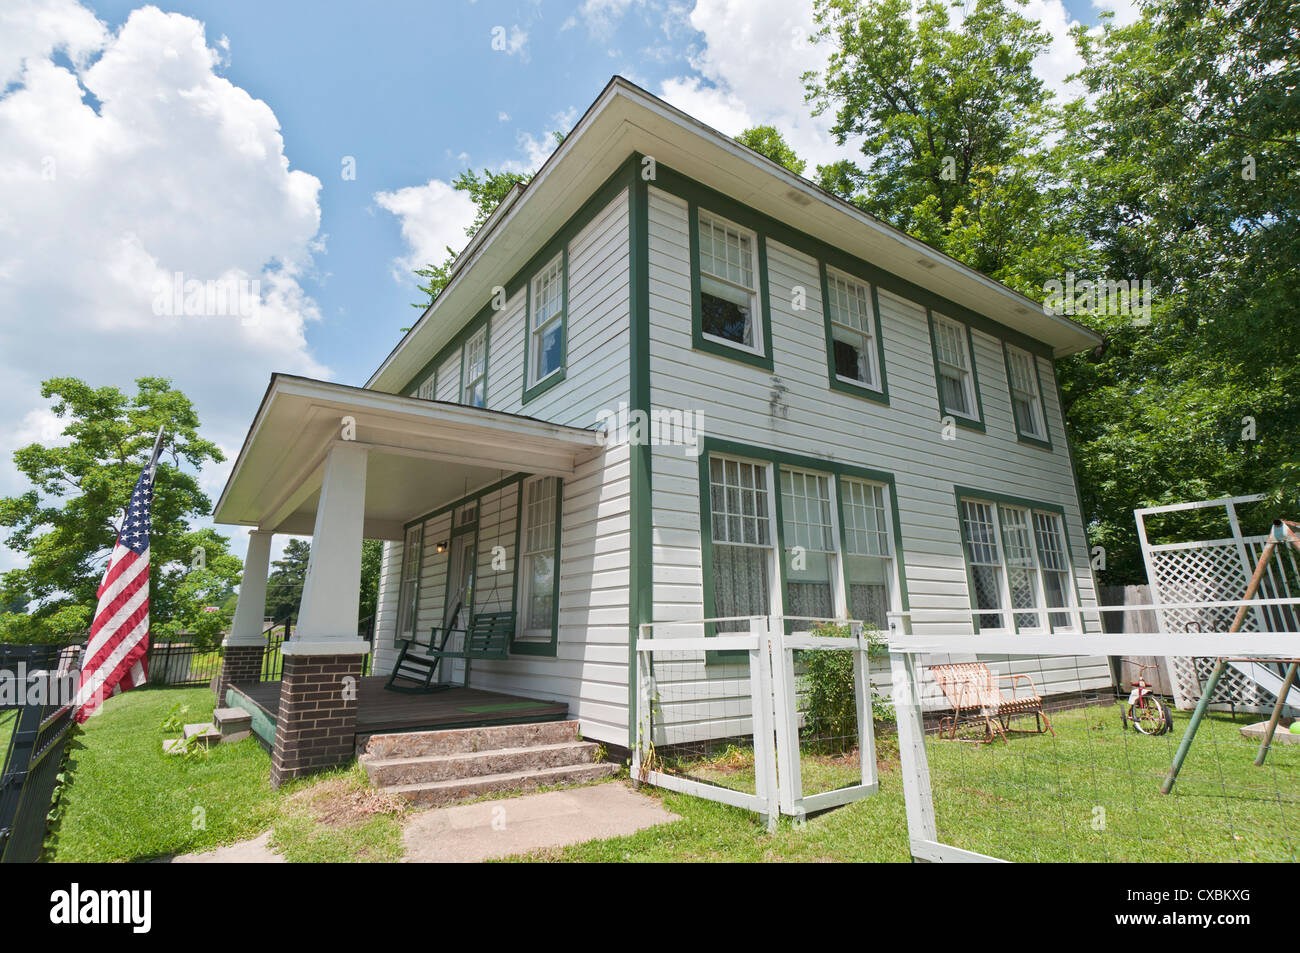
top-left (0, 0), bottom-right (1133, 572)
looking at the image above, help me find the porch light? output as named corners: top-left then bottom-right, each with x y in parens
top-left (436, 540), bottom-right (448, 553)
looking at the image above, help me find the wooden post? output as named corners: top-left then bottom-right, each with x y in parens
top-left (1255, 662), bottom-right (1299, 767)
top-left (1162, 534), bottom-right (1277, 794)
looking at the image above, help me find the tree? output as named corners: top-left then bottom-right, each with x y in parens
top-left (0, 377), bottom-right (241, 644)
top-left (359, 538), bottom-right (383, 624)
top-left (1053, 0), bottom-right (1300, 582)
top-left (735, 125), bottom-right (807, 175)
top-left (265, 538), bottom-right (310, 624)
top-left (804, 0), bottom-right (1093, 293)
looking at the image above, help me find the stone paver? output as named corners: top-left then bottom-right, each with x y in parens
top-left (169, 830), bottom-right (284, 863)
top-left (401, 781), bottom-right (678, 862)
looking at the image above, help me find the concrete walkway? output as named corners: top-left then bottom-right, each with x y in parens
top-left (170, 831), bottom-right (284, 863)
top-left (401, 782), bottom-right (678, 862)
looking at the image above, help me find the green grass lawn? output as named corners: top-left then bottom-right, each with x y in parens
top-left (51, 687), bottom-right (404, 863)
top-left (525, 704), bottom-right (1299, 862)
top-left (50, 687), bottom-right (1299, 863)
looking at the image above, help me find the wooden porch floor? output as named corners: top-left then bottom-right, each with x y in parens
top-left (229, 676), bottom-right (569, 746)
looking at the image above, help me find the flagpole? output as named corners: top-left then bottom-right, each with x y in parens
top-left (145, 424), bottom-right (165, 481)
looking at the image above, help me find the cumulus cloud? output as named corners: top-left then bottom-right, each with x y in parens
top-left (0, 2), bottom-right (328, 572)
top-left (372, 179), bottom-right (479, 278)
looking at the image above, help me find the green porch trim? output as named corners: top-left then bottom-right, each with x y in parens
top-left (819, 261), bottom-right (890, 406)
top-left (927, 309), bottom-right (986, 433)
top-left (687, 202), bottom-right (775, 371)
top-left (520, 246), bottom-right (569, 406)
top-left (1001, 340), bottom-right (1053, 451)
top-left (697, 436), bottom-right (913, 657)
top-left (400, 155), bottom-right (639, 397)
top-left (651, 163), bottom-right (1056, 360)
top-left (951, 484), bottom-right (1084, 634)
top-left (627, 160), bottom-right (652, 748)
top-left (509, 476), bottom-right (563, 657)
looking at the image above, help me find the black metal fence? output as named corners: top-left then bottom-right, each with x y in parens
top-left (0, 644), bottom-right (80, 863)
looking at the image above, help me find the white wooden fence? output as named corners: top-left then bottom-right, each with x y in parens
top-left (631, 616), bottom-right (879, 829)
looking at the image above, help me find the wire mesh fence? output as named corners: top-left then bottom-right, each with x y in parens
top-left (633, 615), bottom-right (880, 823)
top-left (889, 628), bottom-right (1300, 863)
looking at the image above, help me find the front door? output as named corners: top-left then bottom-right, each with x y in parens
top-left (444, 533), bottom-right (476, 638)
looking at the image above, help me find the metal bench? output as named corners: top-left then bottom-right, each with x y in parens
top-left (384, 611), bottom-right (515, 694)
top-left (930, 661), bottom-right (1055, 743)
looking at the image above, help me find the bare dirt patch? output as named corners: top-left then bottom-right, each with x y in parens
top-left (287, 777), bottom-right (406, 829)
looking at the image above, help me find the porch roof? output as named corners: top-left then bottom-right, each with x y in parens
top-left (214, 374), bottom-right (604, 540)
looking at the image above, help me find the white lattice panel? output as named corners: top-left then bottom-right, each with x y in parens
top-left (1138, 496), bottom-right (1296, 714)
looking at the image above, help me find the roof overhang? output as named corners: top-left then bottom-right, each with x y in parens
top-left (214, 375), bottom-right (605, 540)
top-left (367, 77), bottom-right (1101, 394)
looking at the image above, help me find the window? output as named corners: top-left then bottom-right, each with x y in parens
top-left (708, 456), bottom-right (774, 632)
top-left (959, 494), bottom-right (1077, 632)
top-left (528, 252), bottom-right (565, 389)
top-left (697, 210), bottom-right (762, 354)
top-left (1004, 344), bottom-right (1049, 443)
top-left (825, 269), bottom-right (881, 393)
top-left (396, 523), bottom-right (423, 642)
top-left (415, 371), bottom-right (437, 401)
top-left (780, 468), bottom-right (836, 620)
top-left (931, 313), bottom-right (980, 422)
top-left (461, 327), bottom-right (486, 408)
top-left (517, 476), bottom-right (560, 645)
top-left (840, 478), bottom-right (894, 629)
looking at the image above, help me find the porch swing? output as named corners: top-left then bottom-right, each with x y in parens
top-left (384, 479), bottom-right (517, 694)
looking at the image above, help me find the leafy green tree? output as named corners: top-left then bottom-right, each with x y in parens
top-left (736, 125), bottom-right (807, 175)
top-left (1054, 0), bottom-right (1300, 582)
top-left (359, 539), bottom-right (383, 626)
top-left (265, 537), bottom-right (310, 625)
top-left (804, 0), bottom-right (1094, 293)
top-left (0, 378), bottom-right (241, 644)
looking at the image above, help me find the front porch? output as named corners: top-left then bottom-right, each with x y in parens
top-left (213, 373), bottom-right (606, 785)
top-left (226, 678), bottom-right (570, 750)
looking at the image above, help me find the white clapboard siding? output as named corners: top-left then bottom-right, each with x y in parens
top-left (643, 184), bottom-right (1108, 739)
top-left (375, 188), bottom-right (633, 746)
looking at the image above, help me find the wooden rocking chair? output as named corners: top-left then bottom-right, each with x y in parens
top-left (930, 662), bottom-right (1055, 743)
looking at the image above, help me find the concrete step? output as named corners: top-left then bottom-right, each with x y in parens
top-left (362, 719), bottom-right (580, 759)
top-left (182, 722), bottom-right (221, 746)
top-left (213, 706), bottom-right (252, 743)
top-left (361, 741), bottom-right (600, 787)
top-left (384, 761), bottom-right (620, 807)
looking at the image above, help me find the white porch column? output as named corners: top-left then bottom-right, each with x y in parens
top-left (285, 442), bottom-right (370, 657)
top-left (226, 529), bottom-right (273, 647)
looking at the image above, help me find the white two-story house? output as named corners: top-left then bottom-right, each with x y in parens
top-left (214, 77), bottom-right (1106, 782)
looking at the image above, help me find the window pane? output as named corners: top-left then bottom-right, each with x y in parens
top-left (779, 468), bottom-right (834, 552)
top-left (939, 369), bottom-right (971, 416)
top-left (700, 277), bottom-right (753, 347)
top-left (526, 553), bottom-right (554, 630)
top-left (846, 554), bottom-right (890, 630)
top-left (710, 457), bottom-right (770, 546)
top-left (712, 544), bottom-right (770, 633)
top-left (832, 327), bottom-right (872, 384)
top-left (785, 549), bottom-right (833, 621)
top-left (842, 479), bottom-right (889, 556)
top-left (535, 319), bottom-right (563, 380)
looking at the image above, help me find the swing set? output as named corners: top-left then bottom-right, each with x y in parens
top-left (1161, 517), bottom-right (1300, 793)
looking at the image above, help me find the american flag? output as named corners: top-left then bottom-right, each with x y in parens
top-left (74, 427), bottom-right (165, 722)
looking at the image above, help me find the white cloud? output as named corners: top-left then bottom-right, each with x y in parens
top-left (564, 0), bottom-right (643, 39)
top-left (0, 2), bottom-right (328, 574)
top-left (372, 179), bottom-right (478, 276)
top-left (658, 0), bottom-right (855, 170)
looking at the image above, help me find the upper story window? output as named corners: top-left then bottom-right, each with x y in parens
top-left (698, 211), bottom-right (761, 354)
top-left (930, 313), bottom-right (981, 424)
top-left (415, 370), bottom-right (437, 401)
top-left (1004, 344), bottom-right (1049, 445)
top-left (461, 326), bottom-right (487, 408)
top-left (824, 267), bottom-right (884, 398)
top-left (528, 252), bottom-right (566, 390)
top-left (958, 494), bottom-right (1077, 633)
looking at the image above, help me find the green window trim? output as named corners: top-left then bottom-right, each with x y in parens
top-left (927, 310), bottom-right (986, 433)
top-left (698, 437), bottom-right (911, 659)
top-left (1001, 341), bottom-right (1053, 451)
top-left (952, 485), bottom-right (1083, 634)
top-left (521, 247), bottom-right (569, 405)
top-left (688, 203), bottom-right (775, 371)
top-left (510, 475), bottom-right (563, 657)
top-left (819, 261), bottom-right (890, 405)
top-left (459, 319), bottom-right (490, 408)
